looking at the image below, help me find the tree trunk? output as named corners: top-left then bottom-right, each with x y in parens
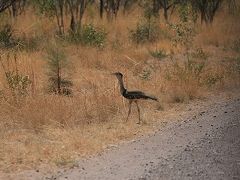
top-left (100, 0), bottom-right (104, 18)
top-left (163, 7), bottom-right (168, 21)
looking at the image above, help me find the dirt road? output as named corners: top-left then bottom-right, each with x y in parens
top-left (2, 96), bottom-right (240, 180)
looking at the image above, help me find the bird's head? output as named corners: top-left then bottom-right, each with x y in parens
top-left (111, 72), bottom-right (123, 79)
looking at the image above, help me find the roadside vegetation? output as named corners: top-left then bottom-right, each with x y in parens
top-left (0, 0), bottom-right (240, 172)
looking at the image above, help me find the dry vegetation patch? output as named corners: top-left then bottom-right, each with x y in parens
top-left (0, 2), bottom-right (240, 172)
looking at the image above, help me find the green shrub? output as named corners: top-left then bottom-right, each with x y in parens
top-left (150, 49), bottom-right (167, 60)
top-left (81, 24), bottom-right (107, 48)
top-left (130, 21), bottom-right (159, 44)
top-left (169, 3), bottom-right (196, 51)
top-left (139, 68), bottom-right (151, 80)
top-left (5, 72), bottom-right (31, 96)
top-left (0, 54), bottom-right (31, 98)
top-left (67, 24), bottom-right (107, 48)
top-left (0, 24), bottom-right (15, 48)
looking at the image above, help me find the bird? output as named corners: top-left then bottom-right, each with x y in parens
top-left (112, 72), bottom-right (158, 124)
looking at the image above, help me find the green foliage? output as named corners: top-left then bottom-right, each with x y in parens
top-left (150, 49), bottom-right (167, 60)
top-left (68, 24), bottom-right (107, 48)
top-left (81, 24), bottom-right (107, 48)
top-left (179, 2), bottom-right (198, 23)
top-left (0, 54), bottom-right (31, 98)
top-left (0, 24), bottom-right (15, 48)
top-left (32, 0), bottom-right (56, 17)
top-left (130, 20), bottom-right (159, 44)
top-left (46, 45), bottom-right (73, 95)
top-left (130, 0), bottom-right (159, 44)
top-left (169, 21), bottom-right (195, 50)
top-left (139, 68), bottom-right (151, 80)
top-left (141, 0), bottom-right (158, 20)
top-left (5, 72), bottom-right (31, 96)
top-left (169, 3), bottom-right (196, 50)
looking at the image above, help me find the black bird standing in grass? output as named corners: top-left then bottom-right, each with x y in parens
top-left (112, 72), bottom-right (158, 124)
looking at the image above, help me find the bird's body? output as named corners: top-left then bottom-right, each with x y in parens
top-left (112, 72), bottom-right (158, 123)
top-left (123, 90), bottom-right (158, 101)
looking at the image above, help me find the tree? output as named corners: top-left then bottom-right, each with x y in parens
top-left (0, 0), bottom-right (17, 13)
top-left (122, 0), bottom-right (136, 14)
top-left (9, 0), bottom-right (26, 17)
top-left (99, 0), bottom-right (104, 18)
top-left (46, 45), bottom-right (73, 95)
top-left (67, 0), bottom-right (92, 33)
top-left (99, 0), bottom-right (122, 20)
top-left (227, 0), bottom-right (238, 14)
top-left (33, 0), bottom-right (65, 35)
top-left (157, 0), bottom-right (179, 21)
top-left (34, 0), bottom-right (92, 34)
top-left (192, 0), bottom-right (223, 24)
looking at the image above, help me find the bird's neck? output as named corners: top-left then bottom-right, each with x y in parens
top-left (117, 77), bottom-right (126, 95)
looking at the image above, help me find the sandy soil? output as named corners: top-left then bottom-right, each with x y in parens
top-left (1, 94), bottom-right (240, 180)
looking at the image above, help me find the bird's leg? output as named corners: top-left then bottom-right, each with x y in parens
top-left (135, 101), bottom-right (141, 124)
top-left (126, 100), bottom-right (133, 122)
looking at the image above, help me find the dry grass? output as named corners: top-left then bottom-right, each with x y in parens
top-left (0, 7), bottom-right (240, 172)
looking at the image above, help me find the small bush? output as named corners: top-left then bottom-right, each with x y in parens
top-left (150, 49), bottom-right (167, 60)
top-left (130, 22), bottom-right (159, 44)
top-left (0, 24), bottom-right (15, 48)
top-left (0, 54), bottom-right (31, 100)
top-left (68, 24), bottom-right (107, 48)
top-left (139, 68), bottom-right (152, 80)
top-left (81, 24), bottom-right (107, 48)
top-left (169, 3), bottom-right (196, 51)
top-left (5, 72), bottom-right (31, 96)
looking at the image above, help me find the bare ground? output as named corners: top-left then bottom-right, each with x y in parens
top-left (1, 93), bottom-right (240, 180)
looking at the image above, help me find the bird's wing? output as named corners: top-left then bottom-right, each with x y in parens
top-left (127, 90), bottom-right (158, 101)
top-left (127, 90), bottom-right (145, 96)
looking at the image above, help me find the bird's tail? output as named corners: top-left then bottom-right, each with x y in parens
top-left (144, 95), bottom-right (158, 101)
